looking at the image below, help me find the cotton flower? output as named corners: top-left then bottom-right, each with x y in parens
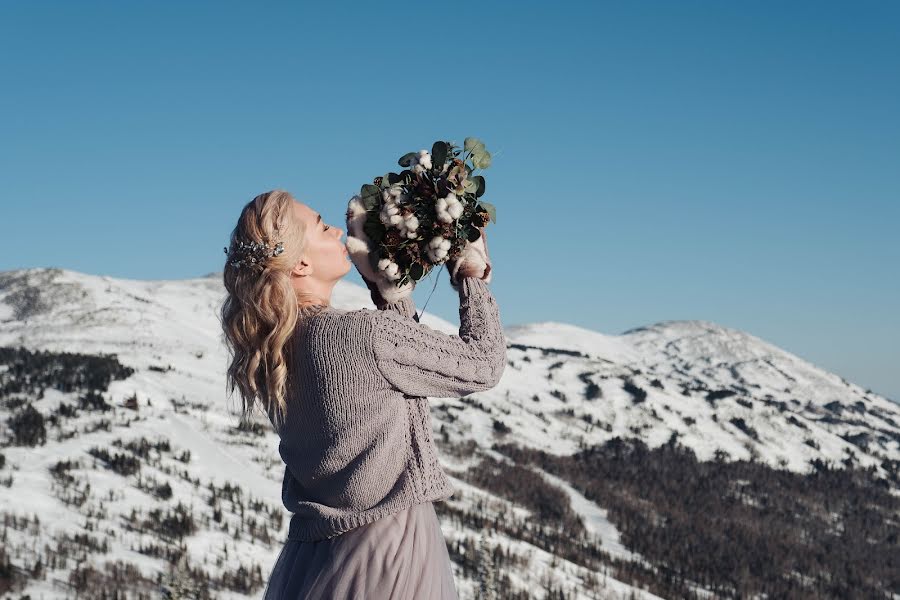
top-left (426, 235), bottom-right (452, 263)
top-left (411, 149), bottom-right (432, 174)
top-left (380, 200), bottom-right (402, 226)
top-left (435, 192), bottom-right (464, 224)
top-left (415, 150), bottom-right (432, 170)
top-left (378, 258), bottom-right (401, 281)
top-left (403, 214), bottom-right (419, 238)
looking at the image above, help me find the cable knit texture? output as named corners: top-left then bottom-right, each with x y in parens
top-left (274, 277), bottom-right (506, 542)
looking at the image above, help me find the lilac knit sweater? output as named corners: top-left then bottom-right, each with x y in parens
top-left (275, 276), bottom-right (506, 542)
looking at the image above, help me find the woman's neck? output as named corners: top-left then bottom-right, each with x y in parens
top-left (298, 302), bottom-right (329, 314)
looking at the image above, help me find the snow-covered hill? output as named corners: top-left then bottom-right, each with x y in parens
top-left (0, 267), bottom-right (896, 599)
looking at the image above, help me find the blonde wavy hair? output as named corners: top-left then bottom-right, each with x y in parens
top-left (221, 189), bottom-right (315, 430)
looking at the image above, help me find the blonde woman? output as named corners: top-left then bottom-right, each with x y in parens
top-left (221, 190), bottom-right (505, 599)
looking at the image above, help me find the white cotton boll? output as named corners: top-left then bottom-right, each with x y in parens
top-left (379, 201), bottom-right (400, 226)
top-left (378, 258), bottom-right (401, 281)
top-left (426, 236), bottom-right (451, 262)
top-left (417, 150), bottom-right (432, 170)
top-left (389, 184), bottom-right (404, 198)
top-left (412, 164), bottom-right (425, 175)
top-left (435, 196), bottom-right (450, 223)
top-left (435, 193), bottom-right (462, 224)
top-left (428, 236), bottom-right (450, 254)
top-left (405, 215), bottom-right (418, 231)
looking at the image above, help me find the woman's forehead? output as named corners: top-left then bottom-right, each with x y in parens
top-left (292, 201), bottom-right (319, 228)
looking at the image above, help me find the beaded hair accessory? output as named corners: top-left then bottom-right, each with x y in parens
top-left (224, 239), bottom-right (285, 271)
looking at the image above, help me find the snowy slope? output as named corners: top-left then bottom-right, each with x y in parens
top-left (0, 266), bottom-right (897, 599)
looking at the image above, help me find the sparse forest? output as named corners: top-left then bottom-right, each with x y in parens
top-left (492, 436), bottom-right (899, 599)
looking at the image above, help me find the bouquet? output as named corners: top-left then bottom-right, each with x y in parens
top-left (349, 137), bottom-right (497, 290)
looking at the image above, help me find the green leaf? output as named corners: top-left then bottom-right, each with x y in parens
top-left (361, 184), bottom-right (382, 210)
top-left (398, 152), bottom-right (417, 167)
top-left (431, 141), bottom-right (448, 172)
top-left (473, 175), bottom-right (486, 197)
top-left (387, 172), bottom-right (401, 185)
top-left (467, 227), bottom-right (482, 242)
top-left (472, 150), bottom-right (492, 170)
top-left (409, 262), bottom-right (424, 281)
top-left (363, 216), bottom-right (385, 241)
top-left (464, 137), bottom-right (484, 152)
top-left (477, 200), bottom-right (497, 224)
top-left (464, 178), bottom-right (478, 194)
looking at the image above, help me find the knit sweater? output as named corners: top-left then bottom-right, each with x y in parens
top-left (274, 276), bottom-right (507, 542)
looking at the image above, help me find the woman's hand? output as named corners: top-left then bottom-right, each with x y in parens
top-left (447, 227), bottom-right (492, 288)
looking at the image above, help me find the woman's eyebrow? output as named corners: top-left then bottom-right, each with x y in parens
top-left (316, 214), bottom-right (322, 227)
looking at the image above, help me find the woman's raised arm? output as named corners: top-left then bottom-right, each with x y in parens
top-left (368, 276), bottom-right (506, 398)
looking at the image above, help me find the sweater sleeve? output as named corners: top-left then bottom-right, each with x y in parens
top-left (375, 295), bottom-right (419, 321)
top-left (369, 276), bottom-right (507, 398)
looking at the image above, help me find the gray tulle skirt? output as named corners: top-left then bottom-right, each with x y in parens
top-left (263, 501), bottom-right (459, 600)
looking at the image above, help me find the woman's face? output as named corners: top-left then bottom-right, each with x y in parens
top-left (291, 200), bottom-right (352, 282)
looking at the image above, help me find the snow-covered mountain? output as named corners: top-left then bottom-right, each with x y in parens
top-left (0, 267), bottom-right (897, 599)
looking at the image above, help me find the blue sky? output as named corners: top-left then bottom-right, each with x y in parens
top-left (1, 1), bottom-right (898, 402)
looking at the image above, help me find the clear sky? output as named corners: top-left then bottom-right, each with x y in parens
top-left (1, 1), bottom-right (898, 402)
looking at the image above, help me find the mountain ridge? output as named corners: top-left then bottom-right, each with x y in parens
top-left (1, 266), bottom-right (897, 598)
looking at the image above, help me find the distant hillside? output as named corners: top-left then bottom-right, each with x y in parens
top-left (0, 267), bottom-right (896, 599)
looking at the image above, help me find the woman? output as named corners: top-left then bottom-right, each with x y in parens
top-left (221, 189), bottom-right (505, 599)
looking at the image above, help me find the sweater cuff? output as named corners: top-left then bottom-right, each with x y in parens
top-left (376, 295), bottom-right (418, 321)
top-left (459, 276), bottom-right (491, 297)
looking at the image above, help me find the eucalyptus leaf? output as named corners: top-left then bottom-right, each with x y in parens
top-left (432, 141), bottom-right (448, 172)
top-left (363, 220), bottom-right (385, 243)
top-left (361, 184), bottom-right (381, 210)
top-left (467, 227), bottom-right (482, 242)
top-left (464, 178), bottom-right (478, 193)
top-left (398, 152), bottom-right (417, 167)
top-left (477, 200), bottom-right (497, 224)
top-left (464, 137), bottom-right (484, 152)
top-left (472, 150), bottom-right (492, 170)
top-left (409, 262), bottom-right (424, 281)
top-left (473, 175), bottom-right (486, 197)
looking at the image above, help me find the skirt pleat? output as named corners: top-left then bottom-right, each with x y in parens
top-left (263, 501), bottom-right (459, 600)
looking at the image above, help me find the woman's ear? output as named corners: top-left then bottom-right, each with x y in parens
top-left (292, 257), bottom-right (313, 278)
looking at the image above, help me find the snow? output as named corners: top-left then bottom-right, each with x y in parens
top-left (1, 266), bottom-right (898, 599)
